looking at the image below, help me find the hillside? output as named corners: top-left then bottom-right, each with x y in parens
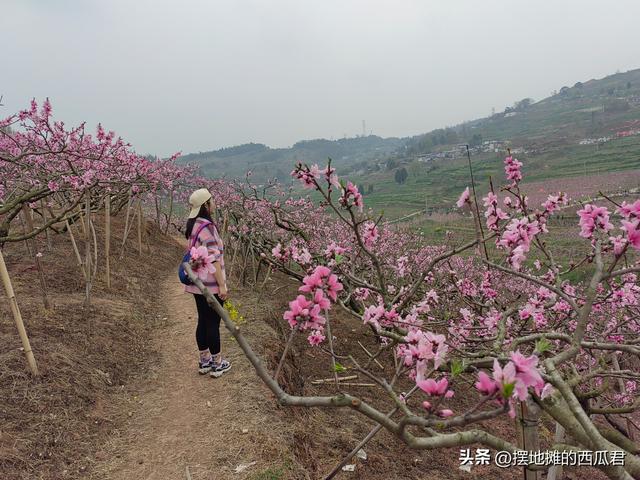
top-left (402, 68), bottom-right (640, 157)
top-left (181, 68), bottom-right (640, 218)
top-left (178, 135), bottom-right (404, 184)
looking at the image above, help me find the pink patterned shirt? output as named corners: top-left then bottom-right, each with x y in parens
top-left (184, 217), bottom-right (226, 295)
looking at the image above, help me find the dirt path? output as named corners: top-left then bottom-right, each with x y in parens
top-left (93, 272), bottom-right (299, 480)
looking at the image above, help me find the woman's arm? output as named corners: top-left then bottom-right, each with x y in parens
top-left (213, 260), bottom-right (228, 299)
top-left (201, 223), bottom-right (228, 299)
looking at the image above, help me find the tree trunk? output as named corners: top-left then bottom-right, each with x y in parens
top-left (165, 190), bottom-right (174, 235)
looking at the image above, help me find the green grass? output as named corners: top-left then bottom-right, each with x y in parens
top-left (350, 135), bottom-right (640, 220)
top-left (249, 462), bottom-right (292, 480)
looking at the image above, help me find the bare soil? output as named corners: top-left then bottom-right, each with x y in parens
top-left (1, 215), bottom-right (612, 480)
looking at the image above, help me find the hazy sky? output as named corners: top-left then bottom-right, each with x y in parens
top-left (3, 0), bottom-right (640, 157)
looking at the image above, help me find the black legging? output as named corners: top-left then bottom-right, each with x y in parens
top-left (193, 293), bottom-right (222, 355)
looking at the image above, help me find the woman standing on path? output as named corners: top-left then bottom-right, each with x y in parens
top-left (184, 188), bottom-right (232, 377)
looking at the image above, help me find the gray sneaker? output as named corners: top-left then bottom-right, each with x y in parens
top-left (198, 357), bottom-right (215, 374)
top-left (210, 359), bottom-right (232, 378)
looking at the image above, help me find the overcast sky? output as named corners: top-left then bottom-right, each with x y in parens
top-left (3, 0), bottom-right (640, 157)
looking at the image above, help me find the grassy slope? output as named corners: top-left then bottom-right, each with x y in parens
top-left (184, 68), bottom-right (640, 219)
top-left (358, 135), bottom-right (640, 218)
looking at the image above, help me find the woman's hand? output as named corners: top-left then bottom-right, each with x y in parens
top-left (219, 285), bottom-right (229, 301)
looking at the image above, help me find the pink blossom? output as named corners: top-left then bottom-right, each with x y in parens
top-left (362, 221), bottom-right (379, 248)
top-left (542, 194), bottom-right (566, 214)
top-left (323, 165), bottom-right (341, 189)
top-left (504, 156), bottom-right (523, 185)
top-left (617, 200), bottom-right (640, 219)
top-left (307, 330), bottom-right (326, 346)
top-left (417, 377), bottom-right (452, 397)
top-left (324, 242), bottom-right (346, 259)
top-left (312, 288), bottom-right (331, 310)
top-left (475, 371), bottom-right (498, 396)
top-left (577, 204), bottom-right (613, 239)
top-left (510, 351), bottom-right (544, 400)
top-left (492, 359), bottom-right (517, 395)
top-left (610, 235), bottom-right (628, 255)
top-left (283, 295), bottom-right (324, 330)
top-left (189, 246), bottom-right (216, 280)
top-left (437, 409), bottom-right (454, 418)
top-left (299, 265), bottom-right (343, 302)
top-left (456, 187), bottom-right (470, 208)
top-left (621, 220), bottom-right (640, 249)
top-left (339, 181), bottom-right (363, 212)
top-left (290, 163), bottom-right (318, 189)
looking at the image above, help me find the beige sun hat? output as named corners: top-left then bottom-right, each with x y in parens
top-left (188, 188), bottom-right (212, 219)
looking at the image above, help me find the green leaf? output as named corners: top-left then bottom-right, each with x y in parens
top-left (535, 338), bottom-right (552, 354)
top-left (333, 362), bottom-right (347, 373)
top-left (334, 254), bottom-right (344, 265)
top-left (450, 358), bottom-right (464, 377)
top-left (502, 382), bottom-right (515, 399)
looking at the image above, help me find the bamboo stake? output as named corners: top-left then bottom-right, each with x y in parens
top-left (84, 192), bottom-right (92, 307)
top-left (119, 190), bottom-right (133, 258)
top-left (274, 329), bottom-right (296, 382)
top-left (357, 341), bottom-right (384, 371)
top-left (18, 212), bottom-right (32, 256)
top-left (79, 205), bottom-right (87, 238)
top-left (316, 383), bottom-right (374, 387)
top-left (21, 204), bottom-right (50, 309)
top-left (324, 309), bottom-right (340, 391)
top-left (90, 217), bottom-right (98, 281)
top-left (137, 199), bottom-right (142, 256)
top-left (41, 199), bottom-right (52, 252)
top-left (547, 423), bottom-right (565, 480)
top-left (65, 219), bottom-right (85, 275)
top-left (0, 248), bottom-right (39, 376)
top-left (311, 375), bottom-right (358, 385)
top-left (227, 237), bottom-right (241, 279)
top-left (516, 399), bottom-right (542, 480)
top-left (256, 264), bottom-right (273, 304)
top-left (105, 195), bottom-right (111, 288)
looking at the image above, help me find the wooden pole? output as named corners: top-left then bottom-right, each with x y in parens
top-left (516, 399), bottom-right (542, 480)
top-left (84, 192), bottom-right (92, 307)
top-left (105, 195), bottom-right (111, 289)
top-left (0, 248), bottom-right (39, 376)
top-left (41, 199), bottom-right (52, 252)
top-left (21, 204), bottom-right (50, 309)
top-left (119, 190), bottom-right (133, 258)
top-left (547, 423), bottom-right (565, 480)
top-left (18, 212), bottom-right (32, 256)
top-left (79, 205), bottom-right (87, 238)
top-left (137, 199), bottom-right (142, 256)
top-left (65, 219), bottom-right (85, 274)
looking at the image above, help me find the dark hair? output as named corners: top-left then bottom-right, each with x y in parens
top-left (185, 204), bottom-right (214, 239)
